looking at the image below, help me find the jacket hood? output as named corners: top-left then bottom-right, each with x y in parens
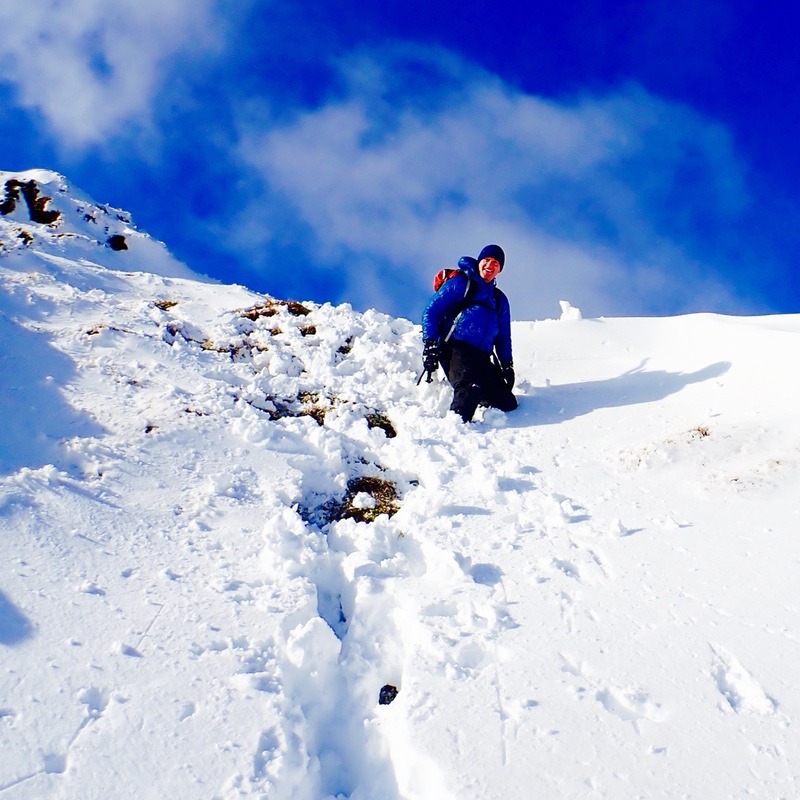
top-left (458, 256), bottom-right (482, 281)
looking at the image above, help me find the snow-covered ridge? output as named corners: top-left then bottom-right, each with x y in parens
top-left (0, 169), bottom-right (197, 280)
top-left (2, 175), bottom-right (800, 799)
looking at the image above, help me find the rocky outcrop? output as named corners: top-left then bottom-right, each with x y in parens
top-left (1, 178), bottom-right (61, 224)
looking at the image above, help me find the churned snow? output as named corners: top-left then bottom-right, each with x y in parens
top-left (1, 171), bottom-right (800, 799)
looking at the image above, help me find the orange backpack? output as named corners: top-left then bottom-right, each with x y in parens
top-left (433, 267), bottom-right (461, 292)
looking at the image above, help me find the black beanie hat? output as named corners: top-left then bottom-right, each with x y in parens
top-left (478, 244), bottom-right (505, 270)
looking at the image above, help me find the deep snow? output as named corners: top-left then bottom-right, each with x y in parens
top-left (2, 171), bottom-right (799, 799)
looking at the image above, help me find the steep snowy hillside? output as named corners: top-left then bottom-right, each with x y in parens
top-left (2, 172), bottom-right (800, 799)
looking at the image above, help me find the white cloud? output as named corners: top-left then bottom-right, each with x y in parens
top-left (235, 46), bottom-right (752, 320)
top-left (0, 0), bottom-right (224, 145)
top-left (1, 10), bottom-right (755, 320)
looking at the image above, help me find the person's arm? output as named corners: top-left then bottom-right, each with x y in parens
top-left (494, 290), bottom-right (513, 365)
top-left (494, 291), bottom-right (514, 388)
top-left (420, 274), bottom-right (470, 380)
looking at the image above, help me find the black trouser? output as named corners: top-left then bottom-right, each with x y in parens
top-left (440, 340), bottom-right (518, 422)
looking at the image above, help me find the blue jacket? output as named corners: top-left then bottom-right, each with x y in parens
top-left (422, 257), bottom-right (513, 365)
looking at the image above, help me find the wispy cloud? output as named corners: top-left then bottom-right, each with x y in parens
top-left (0, 0), bottom-right (226, 146)
top-left (0, 10), bottom-right (760, 321)
top-left (234, 45), bottom-right (753, 319)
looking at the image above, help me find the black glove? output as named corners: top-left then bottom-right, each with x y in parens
top-left (501, 362), bottom-right (515, 390)
top-left (422, 339), bottom-right (440, 376)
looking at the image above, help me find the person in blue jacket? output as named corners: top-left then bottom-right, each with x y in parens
top-left (421, 244), bottom-right (517, 422)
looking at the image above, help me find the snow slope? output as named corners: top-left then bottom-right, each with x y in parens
top-left (2, 172), bottom-right (800, 799)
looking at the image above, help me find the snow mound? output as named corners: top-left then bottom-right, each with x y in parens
top-left (559, 299), bottom-right (583, 320)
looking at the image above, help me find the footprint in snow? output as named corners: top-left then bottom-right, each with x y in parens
top-left (78, 686), bottom-right (110, 718)
top-left (596, 684), bottom-right (666, 723)
top-left (560, 654), bottom-right (666, 723)
top-left (710, 643), bottom-right (777, 715)
top-left (552, 558), bottom-right (581, 581)
top-left (469, 563), bottom-right (504, 586)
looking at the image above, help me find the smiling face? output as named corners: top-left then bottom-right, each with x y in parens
top-left (478, 257), bottom-right (502, 283)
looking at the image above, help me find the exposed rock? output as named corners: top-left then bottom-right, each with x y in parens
top-left (1, 179), bottom-right (61, 224)
top-left (107, 234), bottom-right (128, 251)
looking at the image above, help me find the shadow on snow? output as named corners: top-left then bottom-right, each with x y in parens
top-left (514, 360), bottom-right (731, 426)
top-left (0, 311), bottom-right (107, 475)
top-left (0, 591), bottom-right (34, 646)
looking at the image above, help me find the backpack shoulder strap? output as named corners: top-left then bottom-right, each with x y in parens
top-left (442, 274), bottom-right (475, 342)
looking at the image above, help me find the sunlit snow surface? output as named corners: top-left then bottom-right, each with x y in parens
top-left (2, 171), bottom-right (800, 799)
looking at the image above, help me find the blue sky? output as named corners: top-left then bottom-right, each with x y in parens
top-left (1, 0), bottom-right (798, 321)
